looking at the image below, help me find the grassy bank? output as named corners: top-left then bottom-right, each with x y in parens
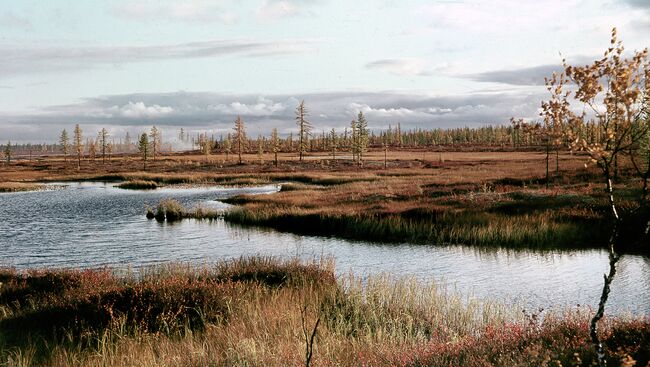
top-left (0, 257), bottom-right (648, 366)
top-left (0, 182), bottom-right (43, 192)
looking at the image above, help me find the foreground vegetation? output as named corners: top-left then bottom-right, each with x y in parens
top-left (0, 257), bottom-right (648, 367)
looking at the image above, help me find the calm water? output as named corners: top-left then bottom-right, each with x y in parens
top-left (1, 182), bottom-right (648, 315)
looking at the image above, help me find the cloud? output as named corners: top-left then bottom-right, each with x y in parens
top-left (256, 0), bottom-right (299, 20)
top-left (365, 58), bottom-right (431, 76)
top-left (0, 12), bottom-right (31, 30)
top-left (113, 1), bottom-right (237, 24)
top-left (0, 90), bottom-right (546, 143)
top-left (623, 0), bottom-right (650, 9)
top-left (0, 39), bottom-right (314, 77)
top-left (462, 56), bottom-right (596, 85)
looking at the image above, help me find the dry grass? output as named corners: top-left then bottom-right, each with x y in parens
top-left (0, 182), bottom-right (43, 192)
top-left (1, 258), bottom-right (648, 367)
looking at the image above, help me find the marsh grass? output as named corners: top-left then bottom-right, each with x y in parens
top-left (1, 258), bottom-right (648, 366)
top-left (116, 180), bottom-right (158, 190)
top-left (0, 182), bottom-right (43, 192)
top-left (224, 205), bottom-right (609, 249)
top-left (152, 199), bottom-right (220, 221)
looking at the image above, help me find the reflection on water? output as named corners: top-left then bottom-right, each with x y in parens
top-left (0, 182), bottom-right (648, 315)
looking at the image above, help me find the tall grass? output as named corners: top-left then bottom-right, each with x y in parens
top-left (152, 199), bottom-right (220, 221)
top-left (224, 205), bottom-right (609, 249)
top-left (1, 258), bottom-right (648, 366)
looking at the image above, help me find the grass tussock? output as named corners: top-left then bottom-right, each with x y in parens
top-left (151, 199), bottom-right (220, 221)
top-left (116, 180), bottom-right (158, 190)
top-left (0, 258), bottom-right (648, 366)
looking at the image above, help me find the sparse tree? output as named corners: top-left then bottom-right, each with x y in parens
top-left (150, 126), bottom-right (161, 161)
top-left (538, 28), bottom-right (649, 366)
top-left (87, 138), bottom-right (96, 161)
top-left (257, 135), bottom-right (264, 164)
top-left (3, 141), bottom-right (11, 164)
top-left (138, 133), bottom-right (150, 171)
top-left (73, 124), bottom-right (84, 170)
top-left (329, 128), bottom-right (337, 161)
top-left (223, 133), bottom-right (232, 161)
top-left (124, 132), bottom-right (132, 153)
top-left (59, 129), bottom-right (70, 163)
top-left (233, 115), bottom-right (247, 164)
top-left (200, 133), bottom-right (211, 162)
top-left (271, 128), bottom-right (280, 166)
top-left (98, 128), bottom-right (109, 165)
top-left (296, 100), bottom-right (311, 161)
top-left (350, 119), bottom-right (358, 162)
top-left (357, 111), bottom-right (369, 164)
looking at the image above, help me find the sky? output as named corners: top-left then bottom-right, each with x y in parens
top-left (0, 0), bottom-right (648, 143)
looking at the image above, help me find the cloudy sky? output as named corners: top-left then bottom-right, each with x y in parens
top-left (0, 0), bottom-right (648, 143)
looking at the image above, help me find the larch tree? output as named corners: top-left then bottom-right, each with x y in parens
top-left (200, 133), bottom-right (211, 162)
top-left (536, 28), bottom-right (649, 366)
top-left (87, 138), bottom-right (96, 161)
top-left (138, 133), bottom-right (150, 171)
top-left (3, 141), bottom-right (11, 164)
top-left (296, 100), bottom-right (311, 162)
top-left (59, 129), bottom-right (70, 163)
top-left (149, 126), bottom-right (161, 161)
top-left (329, 128), bottom-right (337, 161)
top-left (223, 133), bottom-right (232, 161)
top-left (350, 119), bottom-right (358, 162)
top-left (124, 132), bottom-right (132, 153)
top-left (233, 115), bottom-right (247, 164)
top-left (73, 124), bottom-right (84, 170)
top-left (356, 111), bottom-right (369, 164)
top-left (257, 135), bottom-right (264, 164)
top-left (271, 128), bottom-right (280, 166)
top-left (98, 128), bottom-right (109, 165)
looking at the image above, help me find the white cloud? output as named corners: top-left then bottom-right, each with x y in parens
top-left (209, 96), bottom-right (288, 116)
top-left (112, 102), bottom-right (174, 119)
top-left (365, 58), bottom-right (431, 76)
top-left (256, 0), bottom-right (299, 21)
top-left (113, 0), bottom-right (237, 24)
top-left (0, 39), bottom-right (314, 77)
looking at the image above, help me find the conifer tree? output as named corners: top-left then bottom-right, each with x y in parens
top-left (3, 141), bottom-right (11, 164)
top-left (233, 115), bottom-right (247, 164)
top-left (150, 126), bottom-right (161, 161)
top-left (73, 124), bottom-right (84, 170)
top-left (357, 111), bottom-right (369, 164)
top-left (98, 127), bottom-right (108, 165)
top-left (60, 129), bottom-right (70, 163)
top-left (138, 133), bottom-right (149, 170)
top-left (296, 100), bottom-right (311, 161)
top-left (271, 128), bottom-right (280, 166)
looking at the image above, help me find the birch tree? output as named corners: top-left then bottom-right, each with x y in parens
top-left (537, 28), bottom-right (649, 366)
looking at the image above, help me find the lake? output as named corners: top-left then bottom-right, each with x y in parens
top-left (1, 182), bottom-right (648, 315)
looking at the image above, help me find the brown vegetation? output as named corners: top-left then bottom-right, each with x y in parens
top-left (1, 257), bottom-right (648, 367)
